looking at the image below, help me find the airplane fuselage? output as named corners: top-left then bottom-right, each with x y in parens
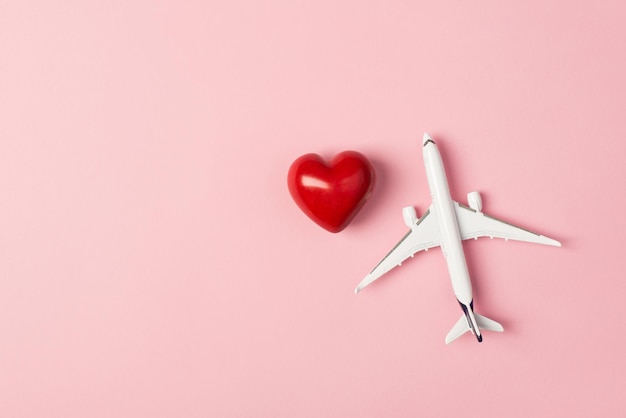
top-left (422, 139), bottom-right (473, 306)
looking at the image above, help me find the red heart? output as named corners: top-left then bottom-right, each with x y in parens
top-left (288, 151), bottom-right (375, 233)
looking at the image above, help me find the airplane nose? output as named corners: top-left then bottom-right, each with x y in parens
top-left (423, 133), bottom-right (435, 146)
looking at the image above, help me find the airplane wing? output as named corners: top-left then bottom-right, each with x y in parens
top-left (355, 208), bottom-right (441, 293)
top-left (454, 202), bottom-right (561, 247)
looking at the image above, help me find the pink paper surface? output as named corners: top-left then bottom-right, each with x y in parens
top-left (1, 1), bottom-right (626, 417)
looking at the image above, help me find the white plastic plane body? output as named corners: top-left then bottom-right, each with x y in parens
top-left (423, 134), bottom-right (473, 307)
top-left (355, 133), bottom-right (561, 344)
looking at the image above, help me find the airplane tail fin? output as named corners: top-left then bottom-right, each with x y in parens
top-left (445, 312), bottom-right (504, 344)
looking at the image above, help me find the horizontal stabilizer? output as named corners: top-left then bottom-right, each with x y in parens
top-left (475, 313), bottom-right (504, 332)
top-left (445, 315), bottom-right (470, 344)
top-left (445, 312), bottom-right (504, 344)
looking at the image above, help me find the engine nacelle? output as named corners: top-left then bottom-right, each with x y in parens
top-left (467, 191), bottom-right (482, 212)
top-left (402, 206), bottom-right (418, 228)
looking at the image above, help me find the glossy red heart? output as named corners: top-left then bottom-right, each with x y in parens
top-left (288, 151), bottom-right (375, 233)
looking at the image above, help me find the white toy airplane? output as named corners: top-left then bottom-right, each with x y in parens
top-left (355, 133), bottom-right (561, 344)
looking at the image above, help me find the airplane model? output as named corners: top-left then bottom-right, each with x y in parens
top-left (355, 133), bottom-right (561, 344)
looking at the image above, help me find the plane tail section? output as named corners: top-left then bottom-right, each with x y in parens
top-left (445, 315), bottom-right (471, 344)
top-left (445, 311), bottom-right (504, 344)
top-left (475, 313), bottom-right (504, 332)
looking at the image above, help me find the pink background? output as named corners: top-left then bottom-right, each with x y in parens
top-left (1, 1), bottom-right (626, 417)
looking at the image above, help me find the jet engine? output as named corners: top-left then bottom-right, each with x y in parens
top-left (402, 206), bottom-right (418, 228)
top-left (467, 191), bottom-right (482, 212)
